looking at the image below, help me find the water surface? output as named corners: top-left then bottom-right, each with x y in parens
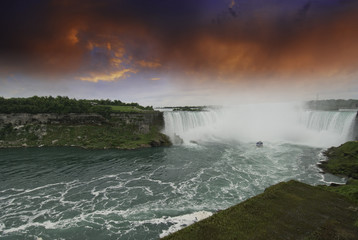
top-left (0, 143), bottom-right (344, 239)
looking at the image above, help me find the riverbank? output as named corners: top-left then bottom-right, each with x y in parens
top-left (319, 141), bottom-right (358, 179)
top-left (318, 141), bottom-right (358, 204)
top-left (162, 180), bottom-right (358, 240)
top-left (0, 112), bottom-right (171, 150)
top-left (162, 142), bottom-right (358, 239)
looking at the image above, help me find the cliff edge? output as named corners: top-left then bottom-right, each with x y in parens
top-left (0, 112), bottom-right (171, 149)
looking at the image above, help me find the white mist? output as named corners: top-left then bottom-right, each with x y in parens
top-left (163, 103), bottom-right (356, 148)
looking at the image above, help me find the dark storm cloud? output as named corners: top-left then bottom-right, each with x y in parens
top-left (1, 0), bottom-right (358, 83)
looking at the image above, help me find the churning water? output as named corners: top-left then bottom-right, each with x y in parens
top-left (0, 103), bottom-right (356, 239)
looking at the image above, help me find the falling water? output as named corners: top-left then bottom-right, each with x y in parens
top-left (163, 104), bottom-right (357, 147)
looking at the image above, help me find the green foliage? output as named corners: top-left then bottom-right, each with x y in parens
top-left (306, 99), bottom-right (358, 111)
top-left (320, 141), bottom-right (358, 179)
top-left (106, 105), bottom-right (142, 112)
top-left (0, 123), bottom-right (13, 140)
top-left (172, 106), bottom-right (206, 111)
top-left (0, 96), bottom-right (153, 116)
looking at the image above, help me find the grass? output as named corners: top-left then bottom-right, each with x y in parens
top-left (162, 180), bottom-right (358, 240)
top-left (319, 141), bottom-right (358, 179)
top-left (319, 179), bottom-right (358, 205)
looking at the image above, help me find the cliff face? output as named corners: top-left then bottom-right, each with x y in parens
top-left (0, 113), bottom-right (107, 126)
top-left (110, 112), bottom-right (164, 134)
top-left (0, 112), bottom-right (171, 149)
top-left (0, 112), bottom-right (164, 133)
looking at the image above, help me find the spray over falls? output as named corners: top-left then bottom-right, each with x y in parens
top-left (163, 103), bottom-right (357, 148)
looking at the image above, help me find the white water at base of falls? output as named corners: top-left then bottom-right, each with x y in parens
top-left (163, 104), bottom-right (357, 148)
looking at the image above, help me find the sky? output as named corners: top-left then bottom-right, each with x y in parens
top-left (1, 0), bottom-right (358, 106)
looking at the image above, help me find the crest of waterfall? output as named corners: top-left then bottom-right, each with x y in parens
top-left (163, 105), bottom-right (357, 148)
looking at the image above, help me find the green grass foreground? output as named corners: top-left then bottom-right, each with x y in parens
top-left (162, 180), bottom-right (358, 240)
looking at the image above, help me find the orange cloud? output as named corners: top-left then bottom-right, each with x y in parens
top-left (137, 60), bottom-right (162, 68)
top-left (67, 29), bottom-right (79, 45)
top-left (77, 69), bottom-right (137, 82)
top-left (165, 7), bottom-right (358, 85)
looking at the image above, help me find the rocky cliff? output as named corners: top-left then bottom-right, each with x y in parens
top-left (0, 112), bottom-right (171, 149)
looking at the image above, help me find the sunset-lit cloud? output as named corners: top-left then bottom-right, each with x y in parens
top-left (77, 69), bottom-right (137, 83)
top-left (2, 0), bottom-right (358, 81)
top-left (137, 60), bottom-right (162, 69)
top-left (0, 0), bottom-right (358, 104)
top-left (67, 29), bottom-right (79, 45)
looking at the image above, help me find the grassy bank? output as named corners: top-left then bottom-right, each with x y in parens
top-left (162, 180), bottom-right (358, 240)
top-left (319, 179), bottom-right (358, 205)
top-left (319, 141), bottom-right (358, 179)
top-left (317, 141), bottom-right (358, 205)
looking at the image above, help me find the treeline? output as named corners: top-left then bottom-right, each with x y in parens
top-left (305, 99), bottom-right (358, 111)
top-left (172, 106), bottom-right (206, 112)
top-left (0, 96), bottom-right (153, 116)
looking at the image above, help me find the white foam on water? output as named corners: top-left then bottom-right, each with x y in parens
top-left (127, 210), bottom-right (213, 238)
top-left (0, 221), bottom-right (5, 232)
top-left (159, 211), bottom-right (213, 238)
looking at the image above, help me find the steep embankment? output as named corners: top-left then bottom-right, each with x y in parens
top-left (162, 180), bottom-right (358, 240)
top-left (0, 112), bottom-right (171, 149)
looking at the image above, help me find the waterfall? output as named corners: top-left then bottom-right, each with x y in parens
top-left (163, 110), bottom-right (219, 144)
top-left (163, 105), bottom-right (357, 147)
top-left (300, 111), bottom-right (356, 139)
